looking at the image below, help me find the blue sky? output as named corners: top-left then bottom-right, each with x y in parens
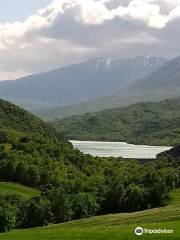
top-left (0, 0), bottom-right (52, 23)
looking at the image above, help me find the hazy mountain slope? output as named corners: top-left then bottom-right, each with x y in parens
top-left (97, 55), bottom-right (180, 108)
top-left (36, 56), bottom-right (180, 120)
top-left (116, 55), bottom-right (180, 98)
top-left (0, 56), bottom-right (165, 110)
top-left (33, 98), bottom-right (114, 120)
top-left (51, 98), bottom-right (180, 146)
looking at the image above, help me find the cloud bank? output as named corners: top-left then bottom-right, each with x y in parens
top-left (0, 0), bottom-right (180, 79)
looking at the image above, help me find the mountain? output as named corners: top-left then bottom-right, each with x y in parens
top-left (51, 98), bottom-right (180, 146)
top-left (114, 55), bottom-right (180, 102)
top-left (0, 56), bottom-right (166, 110)
top-left (36, 55), bottom-right (180, 120)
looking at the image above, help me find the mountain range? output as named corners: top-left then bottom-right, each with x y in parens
top-left (1, 54), bottom-right (180, 121)
top-left (0, 55), bottom-right (166, 111)
top-left (35, 55), bottom-right (180, 120)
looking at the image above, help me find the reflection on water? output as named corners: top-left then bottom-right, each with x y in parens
top-left (70, 140), bottom-right (172, 159)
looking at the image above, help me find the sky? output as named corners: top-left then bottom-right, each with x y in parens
top-left (0, 1), bottom-right (52, 23)
top-left (0, 0), bottom-right (180, 80)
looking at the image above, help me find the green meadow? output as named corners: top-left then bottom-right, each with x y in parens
top-left (0, 182), bottom-right (39, 200)
top-left (1, 189), bottom-right (179, 240)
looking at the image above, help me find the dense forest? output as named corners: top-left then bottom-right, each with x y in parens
top-left (52, 98), bottom-right (180, 146)
top-left (0, 99), bottom-right (179, 232)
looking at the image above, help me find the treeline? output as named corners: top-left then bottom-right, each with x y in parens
top-left (0, 99), bottom-right (180, 232)
top-left (0, 185), bottom-right (100, 232)
top-left (51, 98), bottom-right (180, 146)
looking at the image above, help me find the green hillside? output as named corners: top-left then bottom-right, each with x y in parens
top-left (52, 98), bottom-right (180, 146)
top-left (1, 189), bottom-right (180, 240)
top-left (0, 98), bottom-right (67, 141)
top-left (0, 182), bottom-right (39, 200)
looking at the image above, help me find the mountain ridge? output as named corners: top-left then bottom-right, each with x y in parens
top-left (35, 55), bottom-right (180, 120)
top-left (0, 56), bottom-right (166, 110)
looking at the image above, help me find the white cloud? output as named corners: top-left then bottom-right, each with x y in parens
top-left (169, 5), bottom-right (180, 20)
top-left (0, 0), bottom-right (180, 80)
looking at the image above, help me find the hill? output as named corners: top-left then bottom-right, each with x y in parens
top-left (51, 98), bottom-right (180, 146)
top-left (0, 182), bottom-right (39, 200)
top-left (0, 56), bottom-right (165, 110)
top-left (0, 99), bottom-right (67, 140)
top-left (1, 188), bottom-right (179, 240)
top-left (37, 56), bottom-right (180, 120)
top-left (0, 97), bottom-right (71, 189)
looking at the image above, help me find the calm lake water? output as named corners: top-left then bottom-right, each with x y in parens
top-left (70, 140), bottom-right (172, 159)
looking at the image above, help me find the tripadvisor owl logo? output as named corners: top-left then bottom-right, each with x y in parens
top-left (134, 226), bottom-right (174, 236)
top-left (135, 227), bottom-right (144, 236)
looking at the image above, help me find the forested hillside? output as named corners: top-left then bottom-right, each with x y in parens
top-left (0, 99), bottom-right (179, 232)
top-left (52, 98), bottom-right (180, 146)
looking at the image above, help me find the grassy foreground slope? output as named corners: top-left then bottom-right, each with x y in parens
top-left (1, 189), bottom-right (180, 240)
top-left (1, 222), bottom-right (179, 240)
top-left (52, 98), bottom-right (180, 146)
top-left (0, 182), bottom-right (39, 200)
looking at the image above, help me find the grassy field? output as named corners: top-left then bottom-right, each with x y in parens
top-left (0, 189), bottom-right (179, 240)
top-left (0, 182), bottom-right (39, 200)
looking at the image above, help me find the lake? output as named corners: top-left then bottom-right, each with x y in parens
top-left (70, 140), bottom-right (172, 159)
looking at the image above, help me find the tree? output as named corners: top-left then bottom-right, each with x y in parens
top-left (120, 184), bottom-right (147, 211)
top-left (72, 193), bottom-right (100, 219)
top-left (0, 201), bottom-right (17, 232)
top-left (21, 196), bottom-right (52, 228)
top-left (41, 186), bottom-right (73, 223)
